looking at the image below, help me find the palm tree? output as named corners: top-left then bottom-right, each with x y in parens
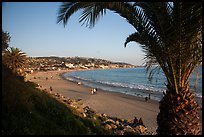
top-left (3, 47), bottom-right (27, 76)
top-left (57, 2), bottom-right (202, 135)
top-left (2, 30), bottom-right (11, 52)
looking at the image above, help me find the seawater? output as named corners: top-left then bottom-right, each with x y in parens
top-left (63, 66), bottom-right (202, 102)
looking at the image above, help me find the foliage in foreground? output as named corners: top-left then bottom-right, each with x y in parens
top-left (2, 64), bottom-right (110, 135)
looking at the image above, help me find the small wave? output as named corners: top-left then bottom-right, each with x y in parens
top-left (97, 81), bottom-right (165, 93)
top-left (63, 69), bottom-right (202, 100)
top-left (66, 75), bottom-right (166, 93)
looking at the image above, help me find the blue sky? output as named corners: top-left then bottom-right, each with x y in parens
top-left (2, 2), bottom-right (145, 66)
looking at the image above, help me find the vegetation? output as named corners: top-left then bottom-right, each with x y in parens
top-left (2, 30), bottom-right (10, 52)
top-left (57, 2), bottom-right (202, 135)
top-left (2, 64), bottom-right (111, 135)
top-left (2, 47), bottom-right (27, 76)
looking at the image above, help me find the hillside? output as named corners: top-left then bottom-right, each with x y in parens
top-left (2, 64), bottom-right (111, 135)
top-left (26, 56), bottom-right (136, 71)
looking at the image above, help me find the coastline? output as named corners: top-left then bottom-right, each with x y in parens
top-left (25, 68), bottom-right (202, 134)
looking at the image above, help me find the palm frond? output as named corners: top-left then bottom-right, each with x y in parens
top-left (79, 3), bottom-right (107, 28)
top-left (57, 2), bottom-right (91, 27)
top-left (124, 32), bottom-right (145, 47)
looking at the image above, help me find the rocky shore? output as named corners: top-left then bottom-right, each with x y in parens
top-left (49, 91), bottom-right (156, 135)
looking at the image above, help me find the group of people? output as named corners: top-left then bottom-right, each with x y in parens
top-left (133, 116), bottom-right (144, 127)
top-left (77, 81), bottom-right (98, 95)
top-left (91, 88), bottom-right (97, 94)
top-left (145, 93), bottom-right (151, 101)
top-left (46, 75), bottom-right (53, 80)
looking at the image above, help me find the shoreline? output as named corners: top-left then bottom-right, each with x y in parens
top-left (25, 69), bottom-right (202, 134)
top-left (60, 68), bottom-right (202, 107)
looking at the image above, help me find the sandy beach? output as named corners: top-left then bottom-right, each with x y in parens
top-left (25, 69), bottom-right (202, 134)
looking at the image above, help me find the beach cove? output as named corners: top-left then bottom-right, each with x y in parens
top-left (25, 69), bottom-right (202, 134)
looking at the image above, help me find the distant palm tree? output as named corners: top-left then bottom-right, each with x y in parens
top-left (57, 2), bottom-right (202, 135)
top-left (2, 30), bottom-right (10, 52)
top-left (3, 47), bottom-right (27, 76)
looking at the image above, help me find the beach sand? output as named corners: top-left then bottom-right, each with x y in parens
top-left (26, 69), bottom-right (202, 134)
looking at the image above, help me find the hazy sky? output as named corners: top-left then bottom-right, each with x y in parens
top-left (2, 2), bottom-right (145, 66)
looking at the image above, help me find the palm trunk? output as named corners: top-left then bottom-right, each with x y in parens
top-left (156, 83), bottom-right (201, 135)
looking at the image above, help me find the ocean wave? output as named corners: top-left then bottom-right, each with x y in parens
top-left (65, 74), bottom-right (166, 93)
top-left (63, 70), bottom-right (202, 99)
top-left (96, 81), bottom-right (165, 93)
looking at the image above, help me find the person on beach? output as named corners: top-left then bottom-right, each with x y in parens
top-left (139, 118), bottom-right (144, 126)
top-left (91, 88), bottom-right (97, 94)
top-left (91, 90), bottom-right (94, 94)
top-left (50, 86), bottom-right (53, 92)
top-left (148, 93), bottom-right (151, 100)
top-left (145, 97), bottom-right (148, 101)
top-left (133, 116), bottom-right (139, 127)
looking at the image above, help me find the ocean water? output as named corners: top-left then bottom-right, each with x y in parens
top-left (63, 66), bottom-right (202, 102)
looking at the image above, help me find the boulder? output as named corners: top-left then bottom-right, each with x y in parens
top-left (82, 113), bottom-right (86, 117)
top-left (102, 113), bottom-right (107, 117)
top-left (123, 125), bottom-right (134, 133)
top-left (134, 125), bottom-right (147, 134)
top-left (115, 120), bottom-right (120, 126)
top-left (114, 130), bottom-right (124, 135)
top-left (110, 123), bottom-right (117, 129)
top-left (104, 119), bottom-right (115, 125)
top-left (105, 124), bottom-right (112, 130)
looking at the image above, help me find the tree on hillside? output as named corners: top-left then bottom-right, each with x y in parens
top-left (3, 47), bottom-right (27, 76)
top-left (57, 2), bottom-right (202, 135)
top-left (2, 30), bottom-right (11, 52)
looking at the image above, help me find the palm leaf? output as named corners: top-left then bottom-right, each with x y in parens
top-left (57, 2), bottom-right (92, 27)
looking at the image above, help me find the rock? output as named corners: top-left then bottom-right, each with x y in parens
top-left (120, 119), bottom-right (124, 123)
top-left (92, 116), bottom-right (97, 121)
top-left (123, 125), bottom-right (134, 133)
top-left (105, 124), bottom-right (112, 130)
top-left (123, 125), bottom-right (137, 135)
top-left (97, 114), bottom-right (107, 122)
top-left (104, 119), bottom-right (115, 124)
top-left (77, 98), bottom-right (82, 102)
top-left (95, 113), bottom-right (102, 117)
top-left (70, 104), bottom-right (77, 108)
top-left (114, 130), bottom-right (124, 135)
top-left (76, 107), bottom-right (84, 113)
top-left (102, 113), bottom-right (107, 117)
top-left (62, 98), bottom-right (67, 102)
top-left (115, 120), bottom-right (120, 126)
top-left (110, 123), bottom-right (117, 129)
top-left (134, 125), bottom-right (147, 134)
top-left (82, 113), bottom-right (86, 117)
top-left (127, 119), bottom-right (134, 125)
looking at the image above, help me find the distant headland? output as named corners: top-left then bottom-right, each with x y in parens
top-left (25, 56), bottom-right (138, 72)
